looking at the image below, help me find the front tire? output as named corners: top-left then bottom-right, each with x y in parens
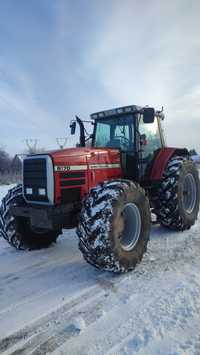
top-left (77, 180), bottom-right (151, 273)
top-left (152, 156), bottom-right (200, 230)
top-left (0, 185), bottom-right (60, 250)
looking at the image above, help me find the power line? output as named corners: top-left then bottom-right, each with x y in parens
top-left (56, 137), bottom-right (68, 149)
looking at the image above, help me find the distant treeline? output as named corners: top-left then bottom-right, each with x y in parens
top-left (0, 146), bottom-right (48, 185)
top-left (0, 148), bottom-right (22, 185)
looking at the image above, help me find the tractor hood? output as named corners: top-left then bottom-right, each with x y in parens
top-left (23, 147), bottom-right (122, 205)
top-left (48, 147), bottom-right (121, 169)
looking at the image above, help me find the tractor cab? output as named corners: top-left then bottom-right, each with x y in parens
top-left (71, 105), bottom-right (165, 181)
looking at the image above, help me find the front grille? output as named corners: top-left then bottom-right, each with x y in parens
top-left (61, 179), bottom-right (85, 187)
top-left (59, 171), bottom-right (85, 203)
top-left (60, 171), bottom-right (85, 179)
top-left (23, 158), bottom-right (48, 202)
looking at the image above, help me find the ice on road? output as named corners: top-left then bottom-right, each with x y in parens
top-left (0, 185), bottom-right (200, 355)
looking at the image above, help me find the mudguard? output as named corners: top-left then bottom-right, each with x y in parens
top-left (150, 147), bottom-right (189, 181)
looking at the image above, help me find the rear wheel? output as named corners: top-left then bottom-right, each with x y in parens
top-left (0, 185), bottom-right (60, 250)
top-left (77, 180), bottom-right (151, 273)
top-left (152, 156), bottom-right (200, 230)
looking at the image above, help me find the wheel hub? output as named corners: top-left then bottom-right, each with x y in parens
top-left (182, 173), bottom-right (197, 213)
top-left (119, 203), bottom-right (141, 251)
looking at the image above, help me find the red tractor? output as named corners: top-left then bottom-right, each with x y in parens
top-left (0, 105), bottom-right (199, 272)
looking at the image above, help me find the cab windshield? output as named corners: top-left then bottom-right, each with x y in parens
top-left (93, 114), bottom-right (134, 151)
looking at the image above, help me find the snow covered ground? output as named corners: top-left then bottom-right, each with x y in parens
top-left (191, 155), bottom-right (200, 164)
top-left (0, 185), bottom-right (200, 355)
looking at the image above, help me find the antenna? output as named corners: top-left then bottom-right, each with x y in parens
top-left (56, 137), bottom-right (68, 149)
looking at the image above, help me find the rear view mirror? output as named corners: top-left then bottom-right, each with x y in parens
top-left (70, 121), bottom-right (76, 135)
top-left (143, 107), bottom-right (155, 123)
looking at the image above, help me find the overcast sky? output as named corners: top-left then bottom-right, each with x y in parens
top-left (1, 0), bottom-right (200, 155)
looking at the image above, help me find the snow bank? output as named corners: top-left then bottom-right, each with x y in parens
top-left (191, 155), bottom-right (200, 163)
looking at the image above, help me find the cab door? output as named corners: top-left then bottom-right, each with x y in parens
top-left (138, 115), bottom-right (163, 178)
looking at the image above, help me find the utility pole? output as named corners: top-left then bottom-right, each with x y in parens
top-left (56, 137), bottom-right (68, 150)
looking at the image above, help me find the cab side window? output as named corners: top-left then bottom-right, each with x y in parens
top-left (139, 116), bottom-right (162, 160)
top-left (95, 122), bottom-right (110, 147)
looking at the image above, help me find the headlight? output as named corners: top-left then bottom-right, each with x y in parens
top-left (26, 188), bottom-right (33, 195)
top-left (38, 188), bottom-right (46, 196)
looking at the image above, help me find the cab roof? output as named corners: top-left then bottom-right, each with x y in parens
top-left (90, 105), bottom-right (165, 120)
top-left (90, 105), bottom-right (142, 120)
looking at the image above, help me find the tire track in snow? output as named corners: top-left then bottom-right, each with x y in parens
top-left (0, 257), bottom-right (85, 316)
top-left (0, 285), bottom-right (104, 354)
top-left (0, 233), bottom-right (77, 277)
top-left (1, 274), bottom-right (122, 355)
top-left (53, 267), bottom-right (200, 355)
top-left (0, 206), bottom-right (200, 354)
top-left (2, 237), bottom-right (200, 355)
top-left (40, 226), bottom-right (200, 353)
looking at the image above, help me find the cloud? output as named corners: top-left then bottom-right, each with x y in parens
top-left (1, 0), bottom-right (200, 154)
top-left (0, 66), bottom-right (66, 154)
top-left (85, 0), bottom-right (200, 150)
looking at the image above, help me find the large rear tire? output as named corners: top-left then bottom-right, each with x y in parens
top-left (0, 185), bottom-right (60, 250)
top-left (152, 156), bottom-right (200, 230)
top-left (77, 180), bottom-right (151, 273)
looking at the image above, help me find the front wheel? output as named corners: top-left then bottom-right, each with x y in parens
top-left (0, 185), bottom-right (60, 250)
top-left (77, 180), bottom-right (151, 273)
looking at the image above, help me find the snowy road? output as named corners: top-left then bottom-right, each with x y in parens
top-left (0, 185), bottom-right (200, 354)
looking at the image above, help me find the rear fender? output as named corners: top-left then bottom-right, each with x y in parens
top-left (150, 147), bottom-right (189, 181)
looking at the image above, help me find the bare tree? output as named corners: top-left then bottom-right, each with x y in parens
top-left (0, 148), bottom-right (10, 173)
top-left (0, 147), bottom-right (22, 184)
top-left (24, 139), bottom-right (39, 154)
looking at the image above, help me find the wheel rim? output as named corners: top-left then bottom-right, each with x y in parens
top-left (119, 203), bottom-right (141, 251)
top-left (182, 173), bottom-right (197, 213)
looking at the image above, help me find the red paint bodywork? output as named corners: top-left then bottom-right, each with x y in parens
top-left (50, 147), bottom-right (122, 204)
top-left (49, 146), bottom-right (188, 204)
top-left (150, 147), bottom-right (177, 181)
top-left (150, 147), bottom-right (189, 181)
